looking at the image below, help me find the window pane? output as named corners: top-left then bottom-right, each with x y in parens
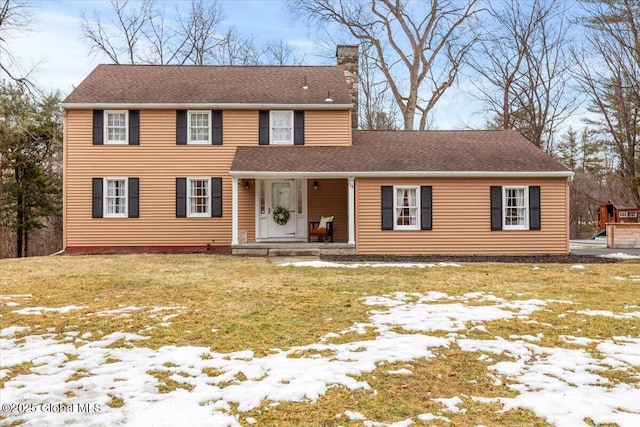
top-left (105, 179), bottom-right (126, 215)
top-left (188, 179), bottom-right (210, 215)
top-left (395, 187), bottom-right (417, 228)
top-left (504, 188), bottom-right (526, 227)
top-left (106, 112), bottom-right (127, 142)
top-left (189, 112), bottom-right (210, 143)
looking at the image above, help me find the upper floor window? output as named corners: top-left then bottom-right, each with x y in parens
top-left (503, 186), bottom-right (528, 230)
top-left (394, 186), bottom-right (420, 230)
top-left (188, 111), bottom-right (211, 144)
top-left (105, 111), bottom-right (128, 144)
top-left (104, 177), bottom-right (128, 218)
top-left (270, 111), bottom-right (293, 144)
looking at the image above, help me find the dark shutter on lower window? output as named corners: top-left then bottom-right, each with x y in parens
top-left (381, 186), bottom-right (393, 230)
top-left (129, 110), bottom-right (140, 145)
top-left (490, 186), bottom-right (503, 231)
top-left (258, 110), bottom-right (270, 145)
top-left (421, 186), bottom-right (433, 230)
top-left (211, 177), bottom-right (222, 217)
top-left (294, 111), bottom-right (304, 145)
top-left (212, 110), bottom-right (223, 145)
top-left (92, 110), bottom-right (103, 145)
top-left (92, 178), bottom-right (103, 218)
top-left (176, 178), bottom-right (187, 217)
top-left (176, 110), bottom-right (187, 145)
top-left (128, 178), bottom-right (139, 218)
top-left (529, 186), bottom-right (541, 230)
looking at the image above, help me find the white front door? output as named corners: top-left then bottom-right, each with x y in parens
top-left (267, 180), bottom-right (296, 239)
top-left (257, 179), bottom-right (307, 241)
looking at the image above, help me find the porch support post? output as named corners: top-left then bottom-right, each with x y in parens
top-left (347, 177), bottom-right (355, 245)
top-left (231, 177), bottom-right (239, 246)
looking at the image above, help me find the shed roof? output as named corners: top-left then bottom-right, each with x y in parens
top-left (608, 199), bottom-right (639, 210)
top-left (230, 130), bottom-right (572, 176)
top-left (63, 64), bottom-right (352, 106)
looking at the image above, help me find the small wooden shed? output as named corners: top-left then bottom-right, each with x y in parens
top-left (595, 199), bottom-right (639, 232)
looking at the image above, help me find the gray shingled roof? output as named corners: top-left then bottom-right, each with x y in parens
top-left (230, 130), bottom-right (571, 174)
top-left (63, 64), bottom-right (352, 105)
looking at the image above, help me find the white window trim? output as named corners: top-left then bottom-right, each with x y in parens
top-left (619, 211), bottom-right (629, 218)
top-left (270, 110), bottom-right (294, 145)
top-left (187, 177), bottom-right (211, 218)
top-left (393, 185), bottom-right (420, 231)
top-left (104, 110), bottom-right (128, 145)
top-left (503, 186), bottom-right (529, 230)
top-left (187, 110), bottom-right (212, 145)
top-left (103, 177), bottom-right (128, 218)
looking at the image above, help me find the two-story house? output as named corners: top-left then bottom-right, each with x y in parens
top-left (62, 45), bottom-right (573, 255)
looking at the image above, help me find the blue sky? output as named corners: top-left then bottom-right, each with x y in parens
top-left (8, 0), bottom-right (558, 130)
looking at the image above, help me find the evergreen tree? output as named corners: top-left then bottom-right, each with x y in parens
top-left (0, 83), bottom-right (62, 257)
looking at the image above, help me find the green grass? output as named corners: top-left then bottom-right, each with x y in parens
top-left (1, 254), bottom-right (639, 425)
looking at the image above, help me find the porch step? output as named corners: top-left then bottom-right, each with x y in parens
top-left (268, 248), bottom-right (320, 257)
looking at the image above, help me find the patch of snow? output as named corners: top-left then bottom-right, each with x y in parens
top-left (6, 301), bottom-right (20, 307)
top-left (12, 305), bottom-right (87, 315)
top-left (387, 368), bottom-right (412, 375)
top-left (576, 309), bottom-right (640, 320)
top-left (418, 413), bottom-right (451, 422)
top-left (570, 264), bottom-right (585, 270)
top-left (433, 396), bottom-right (467, 413)
top-left (599, 252), bottom-right (640, 260)
top-left (0, 326), bottom-right (30, 337)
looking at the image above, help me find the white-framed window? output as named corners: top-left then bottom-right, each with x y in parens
top-left (188, 178), bottom-right (210, 217)
top-left (629, 212), bottom-right (638, 218)
top-left (503, 186), bottom-right (528, 230)
top-left (104, 178), bottom-right (128, 218)
top-left (619, 211), bottom-right (629, 218)
top-left (188, 111), bottom-right (211, 144)
top-left (270, 111), bottom-right (293, 144)
top-left (104, 111), bottom-right (128, 144)
top-left (394, 186), bottom-right (420, 230)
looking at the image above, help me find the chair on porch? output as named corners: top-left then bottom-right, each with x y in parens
top-left (309, 216), bottom-right (334, 242)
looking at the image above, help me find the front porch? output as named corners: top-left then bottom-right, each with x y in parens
top-left (231, 241), bottom-right (356, 257)
top-left (230, 176), bottom-right (356, 247)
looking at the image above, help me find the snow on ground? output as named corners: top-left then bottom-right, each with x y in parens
top-left (1, 293), bottom-right (640, 426)
top-left (279, 260), bottom-right (460, 268)
top-left (599, 253), bottom-right (640, 260)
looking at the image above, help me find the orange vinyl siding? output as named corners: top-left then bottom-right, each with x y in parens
top-left (307, 179), bottom-right (348, 242)
top-left (64, 109), bottom-right (265, 249)
top-left (64, 109), bottom-right (351, 249)
top-left (304, 110), bottom-right (351, 146)
top-left (355, 177), bottom-right (569, 255)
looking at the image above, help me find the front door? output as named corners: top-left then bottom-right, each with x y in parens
top-left (256, 179), bottom-right (307, 241)
top-left (267, 180), bottom-right (296, 239)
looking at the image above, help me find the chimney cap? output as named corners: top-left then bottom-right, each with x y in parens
top-left (336, 44), bottom-right (359, 57)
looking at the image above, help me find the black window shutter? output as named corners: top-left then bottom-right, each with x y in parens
top-left (381, 186), bottom-right (393, 230)
top-left (529, 186), bottom-right (541, 230)
top-left (212, 110), bottom-right (223, 145)
top-left (129, 110), bottom-right (140, 145)
top-left (258, 110), bottom-right (270, 145)
top-left (490, 186), bottom-right (503, 231)
top-left (93, 110), bottom-right (103, 145)
top-left (294, 111), bottom-right (304, 145)
top-left (176, 110), bottom-right (187, 145)
top-left (421, 186), bottom-right (433, 230)
top-left (128, 178), bottom-right (139, 218)
top-left (176, 178), bottom-right (187, 217)
top-left (92, 178), bottom-right (103, 218)
top-left (211, 177), bottom-right (222, 217)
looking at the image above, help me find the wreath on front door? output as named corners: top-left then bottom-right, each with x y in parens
top-left (273, 206), bottom-right (290, 225)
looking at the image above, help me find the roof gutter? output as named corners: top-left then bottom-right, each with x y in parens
top-left (229, 171), bottom-right (575, 178)
top-left (61, 103), bottom-right (353, 110)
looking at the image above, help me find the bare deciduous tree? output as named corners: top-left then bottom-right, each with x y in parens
top-left (573, 0), bottom-right (640, 206)
top-left (291, 0), bottom-right (481, 130)
top-left (470, 0), bottom-right (577, 152)
top-left (80, 0), bottom-right (304, 66)
top-left (0, 0), bottom-right (36, 86)
top-left (359, 43), bottom-right (400, 129)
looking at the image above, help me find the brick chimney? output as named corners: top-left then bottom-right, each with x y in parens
top-left (336, 44), bottom-right (359, 129)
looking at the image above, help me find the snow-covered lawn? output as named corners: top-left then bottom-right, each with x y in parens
top-left (2, 289), bottom-right (640, 426)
